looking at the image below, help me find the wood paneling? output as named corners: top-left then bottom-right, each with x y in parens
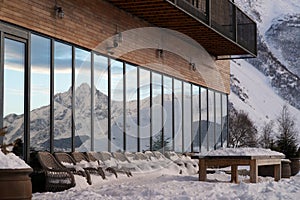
top-left (0, 0), bottom-right (230, 93)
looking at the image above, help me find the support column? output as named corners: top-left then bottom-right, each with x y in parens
top-left (250, 159), bottom-right (258, 183)
top-left (274, 164), bottom-right (281, 181)
top-left (199, 158), bottom-right (207, 181)
top-left (231, 165), bottom-right (238, 183)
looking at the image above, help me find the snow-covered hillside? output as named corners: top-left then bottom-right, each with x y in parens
top-left (230, 60), bottom-right (300, 141)
top-left (230, 0), bottom-right (300, 141)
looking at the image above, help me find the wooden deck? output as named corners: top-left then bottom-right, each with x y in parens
top-left (192, 155), bottom-right (285, 183)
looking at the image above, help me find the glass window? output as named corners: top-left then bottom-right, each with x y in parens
top-left (174, 79), bottom-right (182, 152)
top-left (222, 94), bottom-right (228, 147)
top-left (208, 90), bottom-right (215, 150)
top-left (139, 68), bottom-right (150, 152)
top-left (3, 38), bottom-right (25, 158)
top-left (163, 76), bottom-right (173, 151)
top-left (110, 59), bottom-right (124, 152)
top-left (54, 41), bottom-right (72, 152)
top-left (125, 64), bottom-right (138, 152)
top-left (30, 34), bottom-right (51, 152)
top-left (200, 88), bottom-right (208, 152)
top-left (94, 54), bottom-right (108, 151)
top-left (192, 85), bottom-right (200, 152)
top-left (152, 72), bottom-right (162, 151)
top-left (215, 92), bottom-right (222, 149)
top-left (75, 48), bottom-right (91, 151)
top-left (183, 82), bottom-right (192, 152)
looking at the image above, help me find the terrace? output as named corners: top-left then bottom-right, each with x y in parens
top-left (107, 0), bottom-right (257, 58)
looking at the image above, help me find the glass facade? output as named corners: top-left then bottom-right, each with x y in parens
top-left (0, 25), bottom-right (228, 159)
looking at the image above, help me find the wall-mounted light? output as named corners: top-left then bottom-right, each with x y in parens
top-left (54, 0), bottom-right (64, 19)
top-left (107, 25), bottom-right (123, 54)
top-left (55, 5), bottom-right (64, 19)
top-left (190, 62), bottom-right (196, 71)
top-left (156, 49), bottom-right (164, 58)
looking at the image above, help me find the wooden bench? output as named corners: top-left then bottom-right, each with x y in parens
top-left (192, 155), bottom-right (284, 183)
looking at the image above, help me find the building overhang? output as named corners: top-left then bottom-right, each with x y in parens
top-left (106, 0), bottom-right (257, 59)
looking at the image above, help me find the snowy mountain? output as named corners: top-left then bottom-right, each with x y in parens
top-left (3, 82), bottom-right (206, 151)
top-left (230, 0), bottom-right (300, 141)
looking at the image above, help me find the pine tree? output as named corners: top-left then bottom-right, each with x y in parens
top-left (275, 105), bottom-right (299, 158)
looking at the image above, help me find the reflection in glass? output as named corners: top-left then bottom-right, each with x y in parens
top-left (215, 93), bottom-right (222, 149)
top-left (192, 85), bottom-right (200, 152)
top-left (222, 94), bottom-right (228, 147)
top-left (208, 90), bottom-right (215, 150)
top-left (152, 72), bottom-right (162, 151)
top-left (111, 59), bottom-right (124, 152)
top-left (3, 38), bottom-right (25, 158)
top-left (94, 54), bottom-right (108, 151)
top-left (30, 34), bottom-right (51, 151)
top-left (125, 64), bottom-right (138, 152)
top-left (75, 48), bottom-right (91, 151)
top-left (54, 41), bottom-right (72, 152)
top-left (174, 79), bottom-right (182, 152)
top-left (200, 88), bottom-right (208, 152)
top-left (139, 68), bottom-right (150, 151)
top-left (183, 83), bottom-right (192, 152)
top-left (163, 76), bottom-right (173, 151)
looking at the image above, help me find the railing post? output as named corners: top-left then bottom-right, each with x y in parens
top-left (206, 0), bottom-right (211, 26)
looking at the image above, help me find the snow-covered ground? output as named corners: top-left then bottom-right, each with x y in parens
top-left (33, 167), bottom-right (300, 200)
top-left (31, 148), bottom-right (300, 200)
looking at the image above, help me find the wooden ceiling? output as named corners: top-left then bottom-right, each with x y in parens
top-left (106, 0), bottom-right (255, 57)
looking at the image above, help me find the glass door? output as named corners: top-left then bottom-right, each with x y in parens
top-left (2, 36), bottom-right (27, 159)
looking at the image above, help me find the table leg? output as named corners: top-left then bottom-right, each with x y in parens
top-left (199, 159), bottom-right (206, 181)
top-left (250, 159), bottom-right (258, 183)
top-left (274, 164), bottom-right (281, 181)
top-left (231, 165), bottom-right (238, 183)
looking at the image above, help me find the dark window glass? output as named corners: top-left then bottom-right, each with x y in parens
top-left (94, 54), bottom-right (108, 151)
top-left (200, 88), bottom-right (208, 152)
top-left (192, 85), bottom-right (200, 152)
top-left (215, 92), bottom-right (222, 149)
top-left (183, 82), bottom-right (192, 152)
top-left (163, 76), bottom-right (173, 151)
top-left (54, 42), bottom-right (72, 152)
top-left (152, 72), bottom-right (162, 151)
top-left (222, 94), bottom-right (228, 147)
top-left (111, 59), bottom-right (124, 152)
top-left (3, 38), bottom-right (25, 158)
top-left (30, 34), bottom-right (51, 152)
top-left (125, 64), bottom-right (138, 152)
top-left (75, 48), bottom-right (91, 151)
top-left (174, 79), bottom-right (182, 152)
top-left (139, 68), bottom-right (150, 152)
top-left (208, 90), bottom-right (215, 150)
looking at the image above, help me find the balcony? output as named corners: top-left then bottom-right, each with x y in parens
top-left (106, 0), bottom-right (257, 58)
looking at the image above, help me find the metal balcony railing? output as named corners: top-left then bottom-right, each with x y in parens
top-left (168, 0), bottom-right (257, 56)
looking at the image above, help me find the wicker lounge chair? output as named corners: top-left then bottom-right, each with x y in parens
top-left (164, 151), bottom-right (185, 167)
top-left (54, 152), bottom-right (92, 185)
top-left (112, 152), bottom-right (141, 172)
top-left (85, 152), bottom-right (118, 178)
top-left (71, 152), bottom-right (105, 179)
top-left (125, 152), bottom-right (159, 171)
top-left (37, 152), bottom-right (75, 192)
top-left (95, 151), bottom-right (133, 177)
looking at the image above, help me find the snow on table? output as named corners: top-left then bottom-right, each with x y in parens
top-left (0, 150), bottom-right (30, 169)
top-left (199, 148), bottom-right (285, 157)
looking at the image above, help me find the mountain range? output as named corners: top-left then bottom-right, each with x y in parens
top-left (230, 0), bottom-right (300, 141)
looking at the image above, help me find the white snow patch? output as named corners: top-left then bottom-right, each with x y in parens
top-left (200, 147), bottom-right (285, 157)
top-left (230, 60), bottom-right (300, 142)
top-left (0, 150), bottom-right (31, 169)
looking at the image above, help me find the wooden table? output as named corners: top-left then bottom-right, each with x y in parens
top-left (192, 155), bottom-right (284, 183)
